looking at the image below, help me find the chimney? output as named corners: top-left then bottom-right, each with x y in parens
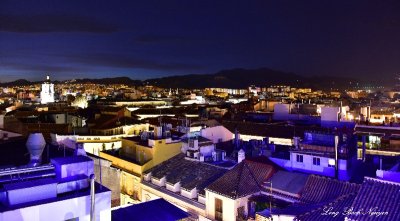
top-left (74, 143), bottom-right (87, 156)
top-left (234, 128), bottom-right (240, 149)
top-left (269, 142), bottom-right (276, 153)
top-left (362, 135), bottom-right (366, 162)
top-left (293, 137), bottom-right (300, 149)
top-left (26, 133), bottom-right (46, 165)
top-left (334, 135), bottom-right (339, 179)
top-left (238, 149), bottom-right (245, 163)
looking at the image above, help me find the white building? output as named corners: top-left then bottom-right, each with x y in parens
top-left (141, 154), bottom-right (229, 219)
top-left (40, 75), bottom-right (55, 104)
top-left (269, 131), bottom-right (354, 181)
top-left (0, 156), bottom-right (111, 221)
top-left (203, 160), bottom-right (276, 221)
top-left (181, 136), bottom-right (216, 161)
top-left (199, 126), bottom-right (234, 144)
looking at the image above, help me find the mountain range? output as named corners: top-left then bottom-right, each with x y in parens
top-left (0, 68), bottom-right (363, 90)
top-left (144, 68), bottom-right (361, 90)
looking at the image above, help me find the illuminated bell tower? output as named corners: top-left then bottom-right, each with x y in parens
top-left (40, 75), bottom-right (55, 104)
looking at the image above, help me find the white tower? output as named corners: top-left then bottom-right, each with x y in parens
top-left (40, 75), bottom-right (55, 104)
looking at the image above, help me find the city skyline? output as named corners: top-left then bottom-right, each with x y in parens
top-left (1, 1), bottom-right (400, 220)
top-left (1, 0), bottom-right (400, 82)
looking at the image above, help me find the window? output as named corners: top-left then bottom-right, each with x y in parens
top-left (215, 198), bottom-right (223, 221)
top-left (296, 154), bottom-right (303, 163)
top-left (313, 157), bottom-right (320, 166)
top-left (328, 159), bottom-right (336, 168)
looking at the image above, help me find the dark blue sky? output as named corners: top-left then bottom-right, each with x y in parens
top-left (1, 0), bottom-right (399, 82)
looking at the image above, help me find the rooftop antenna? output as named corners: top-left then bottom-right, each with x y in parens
top-left (99, 158), bottom-right (103, 190)
top-left (159, 109), bottom-right (162, 126)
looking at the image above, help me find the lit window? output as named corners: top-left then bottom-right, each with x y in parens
top-left (313, 157), bottom-right (320, 166)
top-left (328, 159), bottom-right (336, 167)
top-left (296, 154), bottom-right (303, 163)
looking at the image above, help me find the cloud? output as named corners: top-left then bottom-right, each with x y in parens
top-left (0, 61), bottom-right (87, 73)
top-left (135, 34), bottom-right (202, 44)
top-left (0, 14), bottom-right (118, 33)
top-left (68, 53), bottom-right (204, 71)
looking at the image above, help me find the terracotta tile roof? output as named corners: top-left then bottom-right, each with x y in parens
top-left (146, 154), bottom-right (227, 193)
top-left (262, 202), bottom-right (325, 217)
top-left (89, 114), bottom-right (141, 130)
top-left (100, 106), bottom-right (126, 113)
top-left (205, 160), bottom-right (276, 199)
top-left (87, 114), bottom-right (115, 124)
top-left (262, 176), bottom-right (399, 221)
top-left (260, 176), bottom-right (359, 219)
top-left (300, 175), bottom-right (360, 204)
top-left (295, 193), bottom-right (357, 221)
top-left (267, 170), bottom-right (309, 198)
top-left (247, 156), bottom-right (285, 171)
top-left (347, 177), bottom-right (400, 221)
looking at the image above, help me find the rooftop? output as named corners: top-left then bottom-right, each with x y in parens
top-left (51, 155), bottom-right (92, 165)
top-left (259, 175), bottom-right (361, 219)
top-left (181, 136), bottom-right (214, 147)
top-left (300, 175), bottom-right (360, 204)
top-left (355, 124), bottom-right (400, 136)
top-left (347, 177), bottom-right (400, 221)
top-left (205, 159), bottom-right (277, 199)
top-left (263, 176), bottom-right (400, 220)
top-left (294, 193), bottom-right (357, 221)
top-left (112, 198), bottom-right (189, 221)
top-left (145, 154), bottom-right (227, 195)
top-left (0, 182), bottom-right (109, 213)
top-left (267, 170), bottom-right (309, 197)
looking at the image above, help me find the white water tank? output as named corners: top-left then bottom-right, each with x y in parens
top-left (26, 133), bottom-right (46, 161)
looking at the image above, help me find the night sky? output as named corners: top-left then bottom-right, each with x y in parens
top-left (1, 0), bottom-right (400, 83)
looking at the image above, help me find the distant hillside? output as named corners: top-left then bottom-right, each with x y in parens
top-left (0, 68), bottom-right (360, 90)
top-left (69, 77), bottom-right (142, 86)
top-left (145, 68), bottom-right (358, 90)
top-left (0, 79), bottom-right (32, 87)
top-left (0, 77), bottom-right (142, 87)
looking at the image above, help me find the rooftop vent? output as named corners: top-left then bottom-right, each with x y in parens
top-left (26, 133), bottom-right (46, 165)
